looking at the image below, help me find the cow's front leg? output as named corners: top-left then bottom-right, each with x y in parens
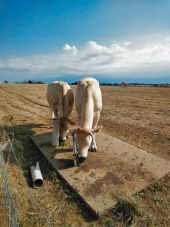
top-left (91, 135), bottom-right (97, 152)
top-left (51, 119), bottom-right (60, 146)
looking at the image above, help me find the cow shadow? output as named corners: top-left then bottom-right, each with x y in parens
top-left (0, 123), bottom-right (47, 187)
top-left (0, 122), bottom-right (95, 222)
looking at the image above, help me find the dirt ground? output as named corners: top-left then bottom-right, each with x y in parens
top-left (0, 83), bottom-right (170, 226)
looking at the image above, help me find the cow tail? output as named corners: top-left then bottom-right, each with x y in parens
top-left (58, 84), bottom-right (64, 118)
top-left (86, 80), bottom-right (92, 98)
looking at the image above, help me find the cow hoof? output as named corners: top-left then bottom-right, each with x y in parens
top-left (59, 137), bottom-right (66, 142)
top-left (79, 157), bottom-right (86, 164)
top-left (91, 147), bottom-right (97, 152)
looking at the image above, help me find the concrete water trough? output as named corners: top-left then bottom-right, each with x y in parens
top-left (31, 132), bottom-right (170, 217)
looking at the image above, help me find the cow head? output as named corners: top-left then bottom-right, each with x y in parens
top-left (75, 126), bottom-right (102, 158)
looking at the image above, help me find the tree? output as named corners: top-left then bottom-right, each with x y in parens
top-left (27, 80), bottom-right (33, 84)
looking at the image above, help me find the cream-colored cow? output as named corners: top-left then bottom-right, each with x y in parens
top-left (74, 77), bottom-right (102, 161)
top-left (47, 81), bottom-right (74, 146)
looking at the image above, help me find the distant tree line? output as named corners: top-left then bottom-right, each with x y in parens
top-left (2, 80), bottom-right (170, 87)
top-left (70, 81), bottom-right (170, 87)
top-left (15, 80), bottom-right (45, 84)
top-left (26, 80), bottom-right (45, 84)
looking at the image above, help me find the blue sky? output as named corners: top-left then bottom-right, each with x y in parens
top-left (0, 0), bottom-right (170, 83)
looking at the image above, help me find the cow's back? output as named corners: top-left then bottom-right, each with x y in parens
top-left (47, 81), bottom-right (74, 118)
top-left (47, 81), bottom-right (61, 105)
top-left (75, 78), bottom-right (102, 113)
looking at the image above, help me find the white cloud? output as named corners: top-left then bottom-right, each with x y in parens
top-left (0, 36), bottom-right (170, 78)
top-left (63, 44), bottom-right (78, 55)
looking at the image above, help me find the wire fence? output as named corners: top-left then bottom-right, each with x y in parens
top-left (0, 129), bottom-right (53, 227)
top-left (0, 142), bottom-right (18, 227)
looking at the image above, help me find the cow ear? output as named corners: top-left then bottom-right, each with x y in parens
top-left (91, 126), bottom-right (102, 134)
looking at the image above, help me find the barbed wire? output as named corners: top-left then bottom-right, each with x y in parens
top-left (0, 129), bottom-right (53, 227)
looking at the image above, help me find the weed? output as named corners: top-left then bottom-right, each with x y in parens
top-left (102, 217), bottom-right (116, 227)
top-left (46, 171), bottom-right (57, 181)
top-left (112, 200), bottom-right (138, 225)
top-left (154, 196), bottom-right (163, 205)
top-left (133, 192), bottom-right (144, 200)
top-left (89, 223), bottom-right (95, 227)
top-left (151, 181), bottom-right (164, 192)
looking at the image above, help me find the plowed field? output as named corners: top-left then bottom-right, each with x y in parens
top-left (0, 84), bottom-right (170, 226)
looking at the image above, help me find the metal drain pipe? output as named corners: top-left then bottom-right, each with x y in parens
top-left (30, 162), bottom-right (43, 188)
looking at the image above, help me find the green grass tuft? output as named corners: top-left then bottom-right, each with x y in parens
top-left (151, 181), bottom-right (164, 192)
top-left (59, 139), bottom-right (67, 146)
top-left (154, 196), bottom-right (164, 205)
top-left (133, 192), bottom-right (144, 200)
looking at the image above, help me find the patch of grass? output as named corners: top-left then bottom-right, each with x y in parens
top-left (59, 138), bottom-right (67, 146)
top-left (112, 200), bottom-right (139, 225)
top-left (46, 171), bottom-right (59, 184)
top-left (102, 217), bottom-right (116, 227)
top-left (133, 192), bottom-right (144, 200)
top-left (88, 223), bottom-right (95, 227)
top-left (151, 181), bottom-right (164, 192)
top-left (154, 196), bottom-right (164, 205)
top-left (67, 192), bottom-right (78, 202)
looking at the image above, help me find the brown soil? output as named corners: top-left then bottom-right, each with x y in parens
top-left (0, 84), bottom-right (170, 226)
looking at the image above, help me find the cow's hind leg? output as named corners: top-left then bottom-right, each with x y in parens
top-left (91, 111), bottom-right (100, 152)
top-left (50, 111), bottom-right (56, 128)
top-left (51, 107), bottom-right (59, 146)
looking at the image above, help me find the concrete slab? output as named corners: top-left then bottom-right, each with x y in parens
top-left (31, 132), bottom-right (170, 216)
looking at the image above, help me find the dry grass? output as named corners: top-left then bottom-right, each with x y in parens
top-left (0, 126), bottom-right (96, 227)
top-left (0, 84), bottom-right (170, 226)
top-left (0, 190), bottom-right (8, 226)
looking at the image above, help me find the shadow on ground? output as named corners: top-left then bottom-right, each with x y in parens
top-left (0, 123), bottom-right (95, 223)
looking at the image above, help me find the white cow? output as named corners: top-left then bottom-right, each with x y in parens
top-left (47, 81), bottom-right (74, 146)
top-left (75, 77), bottom-right (102, 161)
